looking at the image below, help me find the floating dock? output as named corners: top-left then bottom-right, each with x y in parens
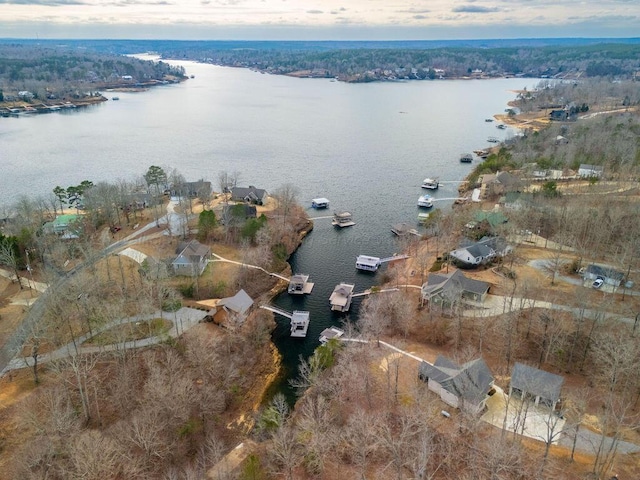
top-left (259, 305), bottom-right (310, 338)
top-left (319, 327), bottom-right (345, 344)
top-left (332, 211), bottom-right (356, 228)
top-left (288, 274), bottom-right (314, 295)
top-left (356, 254), bottom-right (410, 272)
top-left (329, 283), bottom-right (355, 312)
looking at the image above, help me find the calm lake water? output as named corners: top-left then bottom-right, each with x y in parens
top-left (0, 60), bottom-right (533, 401)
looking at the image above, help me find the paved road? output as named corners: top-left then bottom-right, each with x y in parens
top-left (0, 203), bottom-right (179, 376)
top-left (2, 307), bottom-right (205, 374)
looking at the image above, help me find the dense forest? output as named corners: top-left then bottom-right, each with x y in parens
top-left (0, 43), bottom-right (185, 103)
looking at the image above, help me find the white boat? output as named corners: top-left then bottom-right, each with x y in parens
top-left (311, 197), bottom-right (330, 209)
top-left (421, 178), bottom-right (439, 190)
top-left (417, 194), bottom-right (433, 208)
top-left (496, 124), bottom-right (507, 130)
top-left (290, 311), bottom-right (310, 337)
top-left (332, 211), bottom-right (355, 228)
top-left (329, 283), bottom-right (355, 312)
top-left (487, 136), bottom-right (500, 143)
top-left (460, 153), bottom-right (473, 163)
top-left (356, 255), bottom-right (381, 272)
top-left (319, 327), bottom-right (344, 344)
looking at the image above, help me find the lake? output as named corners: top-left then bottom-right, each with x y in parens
top-left (0, 60), bottom-right (534, 401)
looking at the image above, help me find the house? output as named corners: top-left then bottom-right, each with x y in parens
top-left (449, 236), bottom-right (511, 269)
top-left (43, 214), bottom-right (83, 239)
top-left (207, 289), bottom-right (254, 325)
top-left (509, 363), bottom-right (564, 410)
top-left (578, 164), bottom-right (604, 178)
top-left (582, 264), bottom-right (625, 287)
top-left (479, 171), bottom-right (521, 199)
top-left (217, 289), bottom-right (253, 316)
top-left (220, 203), bottom-right (258, 222)
top-left (18, 91), bottom-right (34, 100)
top-left (549, 109), bottom-right (568, 121)
top-left (419, 356), bottom-right (495, 414)
top-left (467, 210), bottom-right (509, 231)
top-left (171, 240), bottom-right (211, 276)
top-left (421, 269), bottom-right (490, 307)
top-left (230, 186), bottom-right (268, 205)
top-left (171, 180), bottom-right (212, 199)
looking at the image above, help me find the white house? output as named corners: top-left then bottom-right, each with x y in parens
top-left (578, 164), bottom-right (603, 178)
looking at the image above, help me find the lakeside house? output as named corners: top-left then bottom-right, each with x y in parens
top-left (509, 363), bottom-right (564, 410)
top-left (218, 204), bottom-right (258, 225)
top-left (210, 289), bottom-right (254, 325)
top-left (172, 240), bottom-right (211, 276)
top-left (170, 180), bottom-right (212, 199)
top-left (449, 236), bottom-right (511, 269)
top-left (43, 214), bottom-right (83, 239)
top-left (478, 171), bottom-right (521, 199)
top-left (419, 355), bottom-right (495, 414)
top-left (421, 270), bottom-right (490, 310)
top-left (230, 186), bottom-right (268, 205)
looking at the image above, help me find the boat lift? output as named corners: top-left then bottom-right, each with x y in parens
top-left (259, 305), bottom-right (310, 338)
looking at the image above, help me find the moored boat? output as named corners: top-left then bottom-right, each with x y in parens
top-left (311, 197), bottom-right (330, 209)
top-left (421, 177), bottom-right (439, 190)
top-left (418, 194), bottom-right (433, 208)
top-left (460, 153), bottom-right (473, 163)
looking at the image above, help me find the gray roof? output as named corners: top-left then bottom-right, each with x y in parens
top-left (420, 355), bottom-right (494, 405)
top-left (231, 186), bottom-right (267, 201)
top-left (585, 264), bottom-right (624, 281)
top-left (423, 270), bottom-right (490, 297)
top-left (219, 289), bottom-right (253, 315)
top-left (495, 171), bottom-right (521, 188)
top-left (510, 363), bottom-right (564, 403)
top-left (175, 240), bottom-right (210, 259)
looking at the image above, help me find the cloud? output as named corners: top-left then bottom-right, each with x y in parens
top-left (397, 7), bottom-right (430, 13)
top-left (413, 14), bottom-right (428, 19)
top-left (452, 5), bottom-right (499, 13)
top-left (0, 0), bottom-right (87, 4)
top-left (306, 9), bottom-right (323, 14)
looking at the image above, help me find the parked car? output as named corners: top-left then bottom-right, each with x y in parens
top-left (592, 277), bottom-right (604, 289)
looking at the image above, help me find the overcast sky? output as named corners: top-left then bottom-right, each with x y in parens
top-left (0, 0), bottom-right (638, 40)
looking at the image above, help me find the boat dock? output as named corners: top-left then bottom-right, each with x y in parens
top-left (259, 305), bottom-right (310, 337)
top-left (356, 254), bottom-right (410, 272)
top-left (329, 283), bottom-right (355, 312)
top-left (332, 211), bottom-right (356, 228)
top-left (391, 223), bottom-right (421, 237)
top-left (288, 274), bottom-right (314, 295)
top-left (319, 327), bottom-right (345, 344)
